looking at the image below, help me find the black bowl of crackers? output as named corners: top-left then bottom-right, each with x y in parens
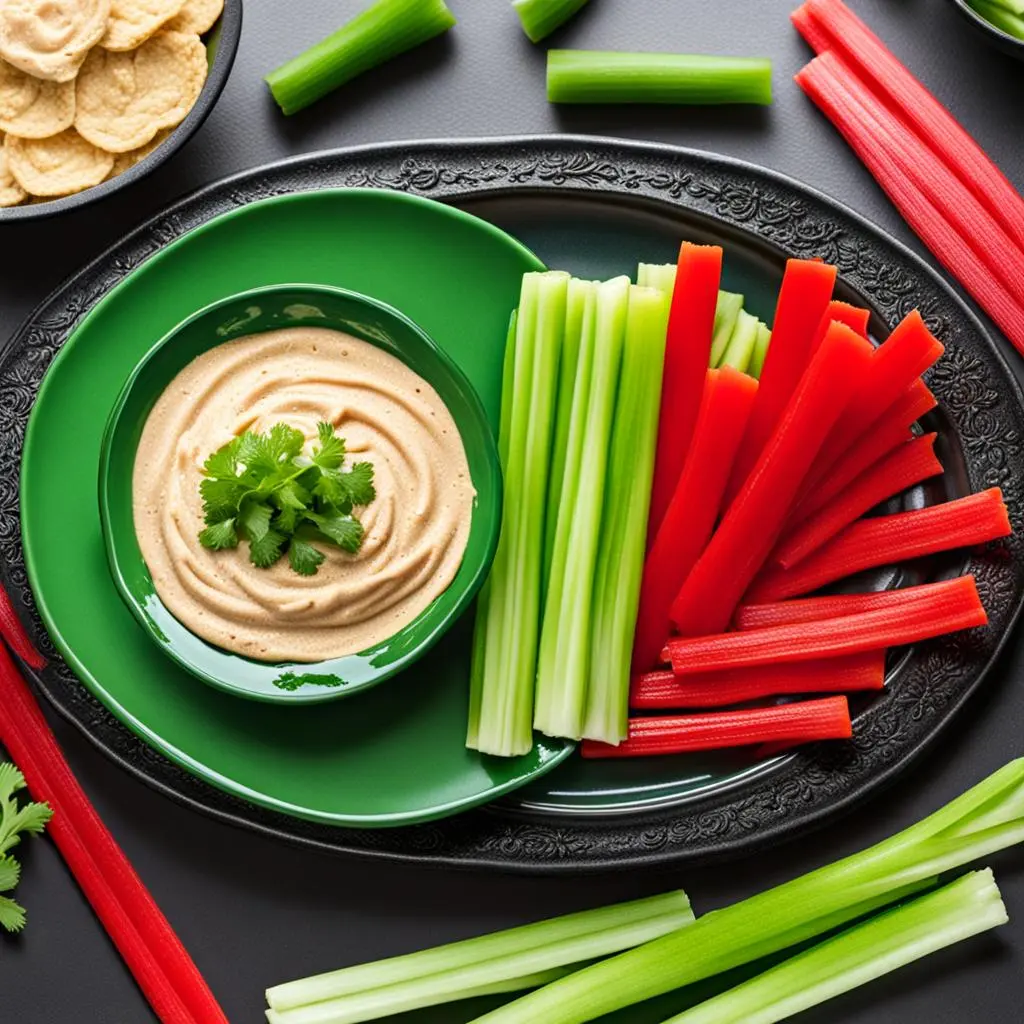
top-left (0, 0), bottom-right (241, 220)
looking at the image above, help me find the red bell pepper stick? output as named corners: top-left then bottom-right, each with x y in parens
top-left (633, 367), bottom-right (758, 670)
top-left (0, 643), bottom-right (228, 1024)
top-left (647, 242), bottom-right (722, 542)
top-left (775, 432), bottom-right (942, 568)
top-left (750, 488), bottom-right (1011, 603)
top-left (792, 0), bottom-right (1024, 246)
top-left (735, 577), bottom-right (977, 631)
top-left (793, 379), bottom-right (936, 524)
top-left (670, 321), bottom-right (873, 636)
top-left (817, 299), bottom-right (870, 341)
top-left (664, 574), bottom-right (986, 674)
top-left (631, 652), bottom-right (884, 709)
top-left (722, 259), bottom-right (837, 507)
top-left (795, 54), bottom-right (1024, 355)
top-left (0, 585), bottom-right (46, 670)
top-left (581, 696), bottom-right (852, 758)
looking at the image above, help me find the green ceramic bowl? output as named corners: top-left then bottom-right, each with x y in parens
top-left (98, 284), bottom-right (502, 704)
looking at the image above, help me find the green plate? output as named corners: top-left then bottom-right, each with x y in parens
top-left (22, 188), bottom-right (572, 826)
top-left (99, 284), bottom-right (503, 704)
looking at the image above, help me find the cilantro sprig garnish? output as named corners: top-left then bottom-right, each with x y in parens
top-left (197, 422), bottom-right (376, 576)
top-left (0, 762), bottom-right (52, 934)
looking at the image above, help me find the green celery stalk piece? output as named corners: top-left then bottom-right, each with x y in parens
top-left (583, 284), bottom-right (670, 743)
top-left (969, 0), bottom-right (1024, 37)
top-left (719, 309), bottom-right (759, 374)
top-left (544, 279), bottom-right (593, 585)
top-left (710, 291), bottom-right (744, 366)
top-left (266, 891), bottom-right (692, 1013)
top-left (749, 321), bottom-right (771, 379)
top-left (265, 0), bottom-right (456, 115)
top-left (467, 311), bottom-right (519, 750)
top-left (665, 870), bottom-right (1007, 1024)
top-left (535, 277), bottom-right (630, 740)
top-left (547, 51), bottom-right (773, 105)
top-left (512, 0), bottom-right (592, 43)
top-left (468, 759), bottom-right (1024, 1023)
top-left (979, 0), bottom-right (1024, 17)
top-left (636, 262), bottom-right (678, 294)
top-left (471, 272), bottom-right (569, 757)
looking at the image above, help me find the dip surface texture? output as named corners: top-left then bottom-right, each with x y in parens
top-left (133, 327), bottom-right (475, 663)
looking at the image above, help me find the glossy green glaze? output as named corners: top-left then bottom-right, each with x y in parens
top-left (99, 284), bottom-right (503, 704)
top-left (22, 189), bottom-right (572, 826)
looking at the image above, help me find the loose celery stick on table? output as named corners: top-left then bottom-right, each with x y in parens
top-left (513, 0), bottom-right (592, 43)
top-left (266, 0), bottom-right (456, 114)
top-left (547, 51), bottom-right (773, 105)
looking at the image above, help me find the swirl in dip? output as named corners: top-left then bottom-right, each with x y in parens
top-left (132, 327), bottom-right (475, 663)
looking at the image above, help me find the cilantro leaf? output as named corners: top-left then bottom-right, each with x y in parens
top-left (267, 423), bottom-right (305, 463)
top-left (312, 470), bottom-right (352, 510)
top-left (289, 539), bottom-right (326, 576)
top-left (0, 762), bottom-right (50, 933)
top-left (309, 511), bottom-right (364, 553)
top-left (0, 854), bottom-right (19, 892)
top-left (199, 519), bottom-right (238, 551)
top-left (274, 480), bottom-right (311, 512)
top-left (249, 529), bottom-right (286, 568)
top-left (239, 500), bottom-right (273, 542)
top-left (0, 895), bottom-right (25, 934)
top-left (341, 461), bottom-right (376, 507)
top-left (312, 421), bottom-right (345, 470)
top-left (202, 435), bottom-right (243, 479)
top-left (200, 477), bottom-right (245, 524)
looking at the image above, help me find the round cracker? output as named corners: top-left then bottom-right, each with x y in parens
top-left (107, 125), bottom-right (169, 177)
top-left (0, 58), bottom-right (75, 138)
top-left (100, 0), bottom-right (188, 52)
top-left (6, 128), bottom-right (113, 195)
top-left (75, 30), bottom-right (206, 152)
top-left (0, 137), bottom-right (28, 205)
top-left (0, 0), bottom-right (110, 83)
top-left (166, 0), bottom-right (222, 35)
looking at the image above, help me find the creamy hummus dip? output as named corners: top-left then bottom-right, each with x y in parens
top-left (133, 327), bottom-right (475, 663)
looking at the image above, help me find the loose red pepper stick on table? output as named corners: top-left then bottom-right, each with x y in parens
top-left (774, 432), bottom-right (942, 568)
top-left (722, 258), bottom-right (837, 508)
top-left (735, 577), bottom-right (977, 631)
top-left (793, 379), bottom-right (937, 524)
top-left (670, 320), bottom-right (873, 637)
top-left (750, 488), bottom-right (1011, 603)
top-left (633, 367), bottom-right (758, 671)
top-left (646, 242), bottom-right (722, 542)
top-left (0, 641), bottom-right (228, 1024)
top-left (0, 585), bottom-right (46, 670)
top-left (664, 575), bottom-right (986, 675)
top-left (795, 55), bottom-right (1024, 356)
top-left (582, 696), bottom-right (853, 758)
top-left (631, 652), bottom-right (884, 709)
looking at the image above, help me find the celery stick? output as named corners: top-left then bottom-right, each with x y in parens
top-left (969, 0), bottom-right (1024, 38)
top-left (512, 0), bottom-right (592, 43)
top-left (535, 277), bottom-right (629, 739)
top-left (548, 52), bottom-right (773, 105)
top-left (719, 309), bottom-right (758, 374)
top-left (637, 262), bottom-right (677, 294)
top-left (583, 285), bottom-right (670, 743)
top-left (750, 321), bottom-right (771, 378)
top-left (544, 280), bottom-right (593, 585)
top-left (469, 759), bottom-right (1024, 1023)
top-left (666, 871), bottom-right (1007, 1024)
top-left (470, 272), bottom-right (569, 757)
top-left (710, 291), bottom-right (744, 366)
top-left (987, 0), bottom-right (1024, 13)
top-left (266, 891), bottom-right (692, 1013)
top-left (265, 0), bottom-right (456, 115)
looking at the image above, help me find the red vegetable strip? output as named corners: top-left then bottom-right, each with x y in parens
top-left (793, 0), bottom-right (1024, 245)
top-left (0, 585), bottom-right (45, 670)
top-left (664, 575), bottom-right (986, 674)
top-left (723, 259), bottom-right (837, 507)
top-left (735, 577), bottom-right (977, 631)
top-left (793, 380), bottom-right (936, 524)
top-left (795, 55), bottom-right (1024, 355)
top-left (581, 696), bottom-right (852, 758)
top-left (670, 321), bottom-right (873, 636)
top-left (0, 643), bottom-right (227, 1024)
top-left (647, 243), bottom-right (722, 542)
top-left (633, 367), bottom-right (758, 670)
top-left (631, 652), bottom-right (884, 709)
top-left (774, 432), bottom-right (942, 568)
top-left (750, 488), bottom-right (1011, 603)
top-left (817, 299), bottom-right (870, 341)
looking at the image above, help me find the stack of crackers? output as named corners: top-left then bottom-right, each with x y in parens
top-left (0, 0), bottom-right (223, 207)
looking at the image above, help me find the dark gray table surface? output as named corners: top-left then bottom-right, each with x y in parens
top-left (2, 1), bottom-right (1024, 1021)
